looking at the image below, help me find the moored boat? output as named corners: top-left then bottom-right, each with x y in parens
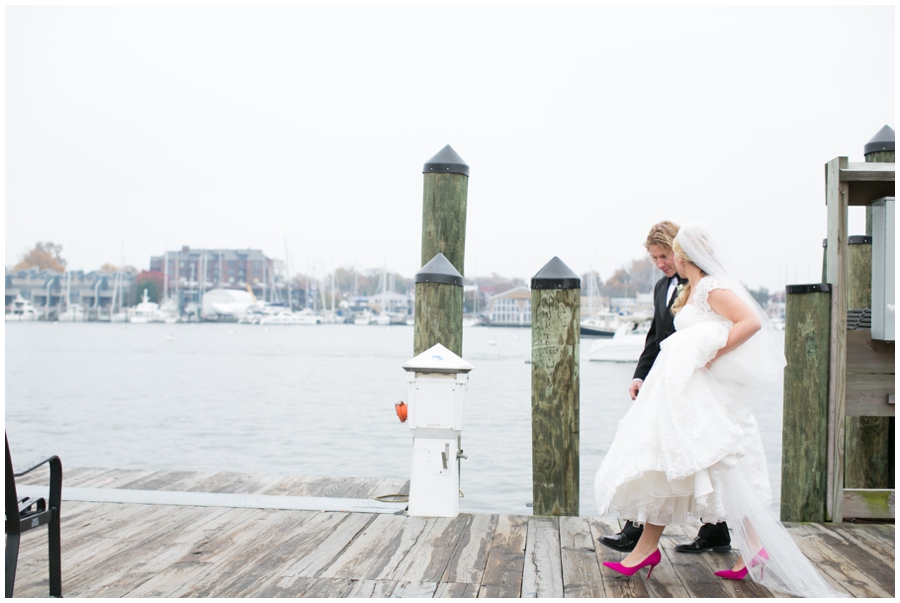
top-left (587, 316), bottom-right (651, 362)
top-left (5, 296), bottom-right (38, 322)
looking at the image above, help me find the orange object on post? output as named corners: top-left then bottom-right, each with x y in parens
top-left (395, 401), bottom-right (408, 423)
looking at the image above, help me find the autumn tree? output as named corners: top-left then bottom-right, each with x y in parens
top-left (14, 242), bottom-right (67, 272)
top-left (134, 270), bottom-right (164, 303)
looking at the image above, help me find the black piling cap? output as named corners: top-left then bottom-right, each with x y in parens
top-left (864, 125), bottom-right (895, 155)
top-left (423, 145), bottom-right (469, 176)
top-left (531, 257), bottom-right (581, 290)
top-left (823, 236), bottom-right (873, 247)
top-left (786, 284), bottom-right (832, 294)
top-left (415, 253), bottom-right (463, 286)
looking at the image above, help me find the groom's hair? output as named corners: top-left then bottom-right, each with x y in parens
top-left (644, 221), bottom-right (680, 254)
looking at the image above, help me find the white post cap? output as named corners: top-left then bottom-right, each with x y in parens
top-left (402, 343), bottom-right (473, 374)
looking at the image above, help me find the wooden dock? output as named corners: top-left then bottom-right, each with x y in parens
top-left (10, 468), bottom-right (895, 598)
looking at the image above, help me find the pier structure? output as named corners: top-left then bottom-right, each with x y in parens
top-left (782, 126), bottom-right (895, 523)
top-left (10, 467), bottom-right (895, 598)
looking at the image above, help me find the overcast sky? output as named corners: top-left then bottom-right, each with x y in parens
top-left (5, 4), bottom-right (895, 292)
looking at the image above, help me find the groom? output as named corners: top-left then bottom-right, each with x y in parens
top-left (597, 220), bottom-right (731, 555)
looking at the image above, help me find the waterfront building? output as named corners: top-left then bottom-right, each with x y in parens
top-left (485, 285), bottom-right (532, 327)
top-left (367, 290), bottom-right (413, 316)
top-left (5, 268), bottom-right (137, 319)
top-left (149, 247), bottom-right (278, 303)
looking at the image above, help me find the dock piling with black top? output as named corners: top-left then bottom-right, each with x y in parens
top-left (781, 284), bottom-right (832, 522)
top-left (530, 257), bottom-right (580, 517)
top-left (414, 253), bottom-right (464, 357)
top-left (421, 145), bottom-right (469, 279)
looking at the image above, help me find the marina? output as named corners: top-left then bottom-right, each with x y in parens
top-left (9, 467), bottom-right (895, 598)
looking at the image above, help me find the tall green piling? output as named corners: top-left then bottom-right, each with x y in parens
top-left (531, 257), bottom-right (580, 517)
top-left (416, 145), bottom-right (468, 357)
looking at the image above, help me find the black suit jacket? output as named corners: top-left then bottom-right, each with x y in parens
top-left (633, 275), bottom-right (686, 382)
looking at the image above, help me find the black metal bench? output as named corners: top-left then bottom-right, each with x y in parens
top-left (5, 433), bottom-right (62, 598)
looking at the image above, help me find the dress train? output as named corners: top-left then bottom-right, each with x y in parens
top-left (719, 461), bottom-right (847, 598)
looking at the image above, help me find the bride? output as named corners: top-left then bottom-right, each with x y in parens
top-left (593, 224), bottom-right (843, 598)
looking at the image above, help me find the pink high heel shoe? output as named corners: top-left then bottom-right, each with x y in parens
top-left (715, 548), bottom-right (768, 581)
top-left (714, 566), bottom-right (748, 580)
top-left (603, 549), bottom-right (662, 579)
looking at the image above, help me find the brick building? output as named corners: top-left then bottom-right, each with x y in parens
top-left (149, 247), bottom-right (277, 299)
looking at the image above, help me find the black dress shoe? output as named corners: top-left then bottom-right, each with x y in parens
top-left (674, 522), bottom-right (731, 554)
top-left (597, 532), bottom-right (637, 553)
top-left (597, 521), bottom-right (644, 553)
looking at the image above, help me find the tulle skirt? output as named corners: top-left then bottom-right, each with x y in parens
top-left (593, 320), bottom-right (845, 598)
top-left (594, 320), bottom-right (772, 526)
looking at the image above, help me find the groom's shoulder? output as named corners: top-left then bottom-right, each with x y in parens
top-left (653, 275), bottom-right (669, 291)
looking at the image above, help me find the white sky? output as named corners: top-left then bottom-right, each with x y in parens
top-left (5, 4), bottom-right (895, 292)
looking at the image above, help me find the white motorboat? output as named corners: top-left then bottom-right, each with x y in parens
top-left (580, 311), bottom-right (622, 338)
top-left (6, 296), bottom-right (38, 321)
top-left (587, 317), bottom-right (651, 362)
top-left (129, 289), bottom-right (165, 323)
top-left (57, 303), bottom-right (86, 322)
top-left (158, 297), bottom-right (180, 323)
top-left (353, 310), bottom-right (374, 325)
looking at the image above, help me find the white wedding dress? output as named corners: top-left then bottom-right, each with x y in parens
top-left (594, 275), bottom-right (845, 598)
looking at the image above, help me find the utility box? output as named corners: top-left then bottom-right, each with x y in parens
top-left (402, 343), bottom-right (472, 517)
top-left (872, 197), bottom-right (895, 341)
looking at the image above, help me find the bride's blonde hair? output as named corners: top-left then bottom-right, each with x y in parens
top-left (670, 237), bottom-right (707, 314)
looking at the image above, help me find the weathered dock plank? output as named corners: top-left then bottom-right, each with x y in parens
top-left (291, 513), bottom-right (378, 580)
top-left (169, 510), bottom-right (328, 597)
top-left (318, 513), bottom-right (433, 580)
top-left (433, 581), bottom-right (480, 597)
top-left (558, 516), bottom-right (605, 598)
top-left (522, 516), bottom-right (563, 598)
top-left (440, 513), bottom-right (497, 585)
top-left (797, 522), bottom-right (894, 596)
top-left (389, 514), bottom-right (471, 582)
top-left (7, 470), bottom-right (894, 599)
top-left (479, 514), bottom-right (528, 597)
top-left (640, 527), bottom-right (692, 598)
top-left (345, 579), bottom-right (399, 597)
top-left (390, 581), bottom-right (440, 597)
top-left (659, 526), bottom-right (732, 599)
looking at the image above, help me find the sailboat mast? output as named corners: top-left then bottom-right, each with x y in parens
top-left (163, 250), bottom-right (168, 300)
top-left (284, 239), bottom-right (291, 311)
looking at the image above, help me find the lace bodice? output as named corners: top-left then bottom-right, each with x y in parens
top-left (674, 276), bottom-right (733, 331)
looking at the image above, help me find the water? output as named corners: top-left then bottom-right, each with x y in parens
top-left (4, 322), bottom-right (783, 516)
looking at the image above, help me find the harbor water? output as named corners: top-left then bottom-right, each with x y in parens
top-left (5, 322), bottom-right (783, 516)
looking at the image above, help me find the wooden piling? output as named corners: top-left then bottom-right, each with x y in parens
top-left (843, 236), bottom-right (892, 489)
top-left (781, 284), bottom-right (831, 522)
top-left (864, 125), bottom-right (895, 234)
top-left (530, 257), bottom-right (580, 517)
top-left (414, 253), bottom-right (464, 357)
top-left (847, 130), bottom-right (897, 494)
top-left (421, 145), bottom-right (469, 277)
